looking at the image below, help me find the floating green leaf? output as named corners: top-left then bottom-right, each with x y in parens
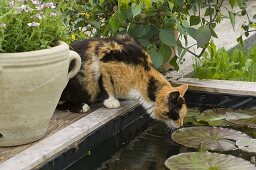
top-left (226, 111), bottom-right (256, 128)
top-left (171, 126), bottom-right (250, 151)
top-left (165, 152), bottom-right (256, 170)
top-left (236, 138), bottom-right (256, 153)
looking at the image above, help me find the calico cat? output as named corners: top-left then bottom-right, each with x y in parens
top-left (60, 35), bottom-right (188, 128)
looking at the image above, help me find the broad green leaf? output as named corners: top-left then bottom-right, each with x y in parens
top-left (177, 22), bottom-right (186, 35)
top-left (129, 24), bottom-right (151, 38)
top-left (196, 25), bottom-right (212, 47)
top-left (165, 152), bottom-right (256, 170)
top-left (159, 44), bottom-right (172, 62)
top-left (149, 48), bottom-right (164, 68)
top-left (253, 14), bottom-right (256, 20)
top-left (190, 15), bottom-right (201, 26)
top-left (168, 2), bottom-right (174, 11)
top-left (169, 55), bottom-right (179, 70)
top-left (228, 11), bottom-right (236, 30)
top-left (159, 29), bottom-right (177, 47)
top-left (131, 3), bottom-right (142, 18)
top-left (90, 21), bottom-right (100, 30)
top-left (137, 39), bottom-right (151, 47)
top-left (187, 27), bottom-right (198, 40)
top-left (229, 0), bottom-right (236, 8)
top-left (205, 7), bottom-right (214, 16)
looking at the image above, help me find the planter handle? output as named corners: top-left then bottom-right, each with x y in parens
top-left (68, 50), bottom-right (81, 79)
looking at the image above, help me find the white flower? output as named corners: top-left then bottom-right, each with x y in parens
top-left (27, 22), bottom-right (40, 27)
top-left (9, 0), bottom-right (14, 7)
top-left (35, 14), bottom-right (43, 19)
top-left (0, 23), bottom-right (6, 28)
top-left (17, 5), bottom-right (32, 12)
top-left (50, 12), bottom-right (57, 16)
top-left (31, 0), bottom-right (40, 5)
top-left (45, 2), bottom-right (56, 9)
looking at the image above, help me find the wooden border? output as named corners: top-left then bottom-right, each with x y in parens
top-left (172, 78), bottom-right (256, 96)
top-left (0, 101), bottom-right (139, 170)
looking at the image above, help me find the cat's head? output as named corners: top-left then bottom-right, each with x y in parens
top-left (152, 84), bottom-right (188, 128)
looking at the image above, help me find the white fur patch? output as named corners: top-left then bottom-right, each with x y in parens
top-left (104, 97), bottom-right (120, 108)
top-left (92, 55), bottom-right (100, 81)
top-left (127, 89), bottom-right (155, 115)
top-left (164, 119), bottom-right (178, 128)
top-left (82, 104), bottom-right (90, 112)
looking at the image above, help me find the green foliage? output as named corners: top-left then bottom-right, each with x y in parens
top-left (0, 0), bottom-right (68, 52)
top-left (53, 0), bottom-right (255, 70)
top-left (192, 41), bottom-right (256, 82)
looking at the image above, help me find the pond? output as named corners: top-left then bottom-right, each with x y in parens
top-left (97, 108), bottom-right (256, 170)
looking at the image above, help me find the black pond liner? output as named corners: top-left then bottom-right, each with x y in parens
top-left (185, 90), bottom-right (256, 110)
top-left (38, 90), bottom-right (256, 170)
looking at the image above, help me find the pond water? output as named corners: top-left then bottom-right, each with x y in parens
top-left (96, 122), bottom-right (181, 170)
top-left (96, 108), bottom-right (256, 170)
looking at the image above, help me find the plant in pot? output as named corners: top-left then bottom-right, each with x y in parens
top-left (0, 0), bottom-right (81, 146)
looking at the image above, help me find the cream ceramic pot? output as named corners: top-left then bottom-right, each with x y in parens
top-left (0, 41), bottom-right (81, 146)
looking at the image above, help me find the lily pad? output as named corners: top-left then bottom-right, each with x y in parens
top-left (165, 152), bottom-right (256, 170)
top-left (236, 138), bottom-right (256, 153)
top-left (226, 112), bottom-right (256, 128)
top-left (171, 126), bottom-right (251, 151)
top-left (195, 109), bottom-right (233, 126)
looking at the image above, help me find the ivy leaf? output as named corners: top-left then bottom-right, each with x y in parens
top-left (229, 0), bottom-right (236, 8)
top-left (196, 25), bottom-right (211, 47)
top-left (131, 3), bottom-right (142, 18)
top-left (159, 29), bottom-right (177, 47)
top-left (228, 11), bottom-right (236, 30)
top-left (190, 15), bottom-right (201, 26)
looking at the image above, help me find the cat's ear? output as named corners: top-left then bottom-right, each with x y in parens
top-left (168, 91), bottom-right (180, 104)
top-left (176, 84), bottom-right (188, 96)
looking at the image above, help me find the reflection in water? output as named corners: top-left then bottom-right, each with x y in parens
top-left (97, 122), bottom-right (182, 170)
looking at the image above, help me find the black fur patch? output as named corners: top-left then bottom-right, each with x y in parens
top-left (99, 76), bottom-right (109, 101)
top-left (100, 38), bottom-right (151, 71)
top-left (147, 77), bottom-right (160, 101)
top-left (70, 39), bottom-right (92, 62)
top-left (167, 91), bottom-right (185, 120)
top-left (60, 76), bottom-right (91, 104)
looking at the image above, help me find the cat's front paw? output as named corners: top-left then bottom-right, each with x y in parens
top-left (81, 103), bottom-right (90, 113)
top-left (104, 98), bottom-right (120, 108)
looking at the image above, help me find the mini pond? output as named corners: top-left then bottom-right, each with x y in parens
top-left (69, 108), bottom-right (256, 170)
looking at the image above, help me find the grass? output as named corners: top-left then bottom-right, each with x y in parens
top-left (192, 41), bottom-right (256, 82)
